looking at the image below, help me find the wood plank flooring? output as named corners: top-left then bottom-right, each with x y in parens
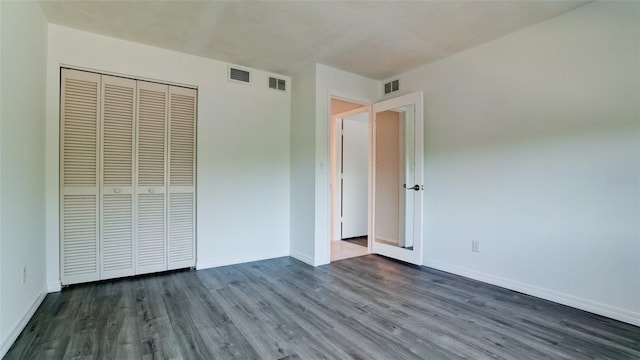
top-left (5, 255), bottom-right (640, 359)
top-left (342, 236), bottom-right (367, 248)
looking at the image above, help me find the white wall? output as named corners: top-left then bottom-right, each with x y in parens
top-left (45, 25), bottom-right (291, 289)
top-left (289, 63), bottom-right (317, 265)
top-left (0, 1), bottom-right (48, 356)
top-left (395, 1), bottom-right (640, 325)
top-left (314, 64), bottom-right (379, 265)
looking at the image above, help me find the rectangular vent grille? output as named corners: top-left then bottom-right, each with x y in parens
top-left (268, 77), bottom-right (286, 92)
top-left (229, 67), bottom-right (251, 83)
top-left (384, 79), bottom-right (400, 95)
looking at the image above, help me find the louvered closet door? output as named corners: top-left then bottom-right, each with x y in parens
top-left (136, 81), bottom-right (169, 274)
top-left (100, 75), bottom-right (136, 279)
top-left (60, 69), bottom-right (101, 285)
top-left (168, 86), bottom-right (197, 270)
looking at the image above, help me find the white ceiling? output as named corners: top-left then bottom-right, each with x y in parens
top-left (39, 0), bottom-right (590, 80)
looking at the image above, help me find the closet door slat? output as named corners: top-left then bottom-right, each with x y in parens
top-left (100, 75), bottom-right (136, 279)
top-left (136, 81), bottom-right (168, 274)
top-left (168, 87), bottom-right (197, 269)
top-left (60, 69), bottom-right (101, 285)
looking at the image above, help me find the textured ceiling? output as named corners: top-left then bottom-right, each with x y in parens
top-left (39, 0), bottom-right (590, 80)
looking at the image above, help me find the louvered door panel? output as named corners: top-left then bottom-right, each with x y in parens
top-left (136, 81), bottom-right (168, 274)
top-left (100, 75), bottom-right (136, 279)
top-left (60, 69), bottom-right (101, 285)
top-left (138, 85), bottom-right (167, 187)
top-left (137, 193), bottom-right (166, 271)
top-left (102, 194), bottom-right (133, 274)
top-left (62, 195), bottom-right (98, 281)
top-left (169, 91), bottom-right (195, 187)
top-left (168, 86), bottom-right (197, 269)
top-left (168, 193), bottom-right (194, 267)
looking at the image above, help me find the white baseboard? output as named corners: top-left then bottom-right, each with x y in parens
top-left (196, 251), bottom-right (288, 270)
top-left (290, 250), bottom-right (314, 266)
top-left (314, 256), bottom-right (330, 267)
top-left (0, 288), bottom-right (47, 358)
top-left (423, 259), bottom-right (640, 327)
top-left (48, 281), bottom-right (61, 293)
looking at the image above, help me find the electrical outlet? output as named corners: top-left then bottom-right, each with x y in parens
top-left (22, 266), bottom-right (27, 284)
top-left (472, 241), bottom-right (480, 253)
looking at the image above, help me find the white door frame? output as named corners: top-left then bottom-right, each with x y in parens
top-left (328, 95), bottom-right (373, 260)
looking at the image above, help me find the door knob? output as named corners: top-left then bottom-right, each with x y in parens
top-left (405, 184), bottom-right (421, 191)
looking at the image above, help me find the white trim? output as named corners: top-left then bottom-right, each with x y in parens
top-left (0, 289), bottom-right (47, 358)
top-left (423, 259), bottom-right (640, 327)
top-left (331, 115), bottom-right (343, 242)
top-left (290, 250), bottom-right (315, 266)
top-left (47, 281), bottom-right (62, 293)
top-left (196, 251), bottom-right (288, 270)
top-left (326, 94), bottom-right (375, 265)
top-left (314, 256), bottom-right (330, 267)
top-left (60, 63), bottom-right (197, 90)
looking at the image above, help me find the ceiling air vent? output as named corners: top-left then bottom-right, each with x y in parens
top-left (384, 79), bottom-right (399, 95)
top-left (268, 76), bottom-right (286, 92)
top-left (228, 66), bottom-right (251, 84)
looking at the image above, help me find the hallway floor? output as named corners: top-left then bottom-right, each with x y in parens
top-left (330, 238), bottom-right (368, 261)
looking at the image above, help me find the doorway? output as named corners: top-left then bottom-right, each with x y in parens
top-left (330, 98), bottom-right (370, 261)
top-left (328, 92), bottom-right (424, 265)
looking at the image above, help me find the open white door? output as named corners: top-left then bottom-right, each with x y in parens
top-left (341, 113), bottom-right (369, 239)
top-left (371, 92), bottom-right (423, 265)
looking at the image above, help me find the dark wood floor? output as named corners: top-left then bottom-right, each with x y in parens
top-left (342, 236), bottom-right (367, 247)
top-left (5, 255), bottom-right (640, 360)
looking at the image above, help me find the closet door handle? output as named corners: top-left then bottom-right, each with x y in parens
top-left (114, 188), bottom-right (121, 193)
top-left (148, 188), bottom-right (155, 194)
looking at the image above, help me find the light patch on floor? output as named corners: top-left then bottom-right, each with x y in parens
top-left (331, 239), bottom-right (368, 262)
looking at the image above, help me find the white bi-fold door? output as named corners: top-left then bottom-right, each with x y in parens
top-left (136, 81), bottom-right (169, 275)
top-left (100, 75), bottom-right (136, 279)
top-left (167, 86), bottom-right (197, 270)
top-left (60, 69), bottom-right (197, 285)
top-left (60, 69), bottom-right (101, 285)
